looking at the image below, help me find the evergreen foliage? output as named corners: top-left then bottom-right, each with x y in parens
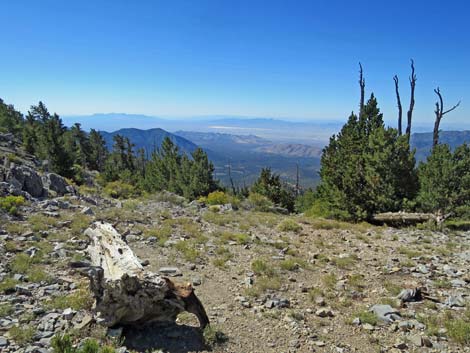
top-left (143, 137), bottom-right (219, 199)
top-left (0, 99), bottom-right (219, 200)
top-left (0, 99), bottom-right (24, 134)
top-left (416, 144), bottom-right (470, 215)
top-left (251, 167), bottom-right (295, 212)
top-left (315, 94), bottom-right (418, 220)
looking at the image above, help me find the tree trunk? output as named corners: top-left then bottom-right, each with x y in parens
top-left (433, 87), bottom-right (460, 147)
top-left (405, 59), bottom-right (417, 143)
top-left (84, 222), bottom-right (209, 328)
top-left (359, 63), bottom-right (365, 117)
top-left (393, 75), bottom-right (403, 135)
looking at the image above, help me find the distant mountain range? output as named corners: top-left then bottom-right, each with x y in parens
top-left (99, 128), bottom-right (198, 156)
top-left (175, 131), bottom-right (322, 158)
top-left (411, 130), bottom-right (470, 161)
top-left (62, 113), bottom-right (343, 145)
top-left (65, 112), bottom-right (470, 187)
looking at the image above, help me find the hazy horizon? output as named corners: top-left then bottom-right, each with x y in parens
top-left (1, 0), bottom-right (469, 128)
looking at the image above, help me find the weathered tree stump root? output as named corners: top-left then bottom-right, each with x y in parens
top-left (83, 221), bottom-right (209, 328)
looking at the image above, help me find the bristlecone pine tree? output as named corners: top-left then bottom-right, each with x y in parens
top-left (316, 94), bottom-right (418, 220)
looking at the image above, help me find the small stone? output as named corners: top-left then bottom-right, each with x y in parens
top-left (314, 341), bottom-right (326, 347)
top-left (81, 207), bottom-right (94, 215)
top-left (394, 341), bottom-right (408, 350)
top-left (192, 277), bottom-right (202, 286)
top-left (450, 279), bottom-right (466, 287)
top-left (140, 259), bottom-right (150, 266)
top-left (74, 314), bottom-right (92, 330)
top-left (316, 308), bottom-right (334, 318)
top-left (0, 337), bottom-right (8, 347)
top-left (408, 334), bottom-right (423, 347)
top-left (158, 267), bottom-right (182, 277)
top-left (62, 308), bottom-right (75, 320)
top-left (362, 323), bottom-right (375, 331)
top-left (352, 317), bottom-right (361, 325)
top-left (147, 236), bottom-right (157, 243)
top-left (15, 285), bottom-right (32, 296)
top-left (370, 304), bottom-right (401, 323)
top-left (422, 336), bottom-right (433, 348)
top-left (315, 297), bottom-right (326, 306)
top-left (445, 294), bottom-right (466, 307)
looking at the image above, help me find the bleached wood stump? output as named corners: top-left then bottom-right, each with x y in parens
top-left (84, 221), bottom-right (209, 328)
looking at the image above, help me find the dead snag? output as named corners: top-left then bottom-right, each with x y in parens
top-left (433, 87), bottom-right (461, 147)
top-left (393, 75), bottom-right (403, 135)
top-left (405, 59), bottom-right (417, 142)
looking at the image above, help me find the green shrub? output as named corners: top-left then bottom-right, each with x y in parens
top-left (295, 189), bottom-right (316, 213)
top-left (280, 258), bottom-right (305, 271)
top-left (174, 240), bottom-right (200, 262)
top-left (277, 219), bottom-right (302, 233)
top-left (446, 319), bottom-right (470, 345)
top-left (251, 259), bottom-right (276, 276)
top-left (354, 310), bottom-right (378, 326)
top-left (0, 278), bottom-right (19, 293)
top-left (52, 334), bottom-right (76, 353)
top-left (246, 193), bottom-right (273, 212)
top-left (9, 325), bottom-right (35, 345)
top-left (205, 191), bottom-right (229, 205)
top-left (46, 287), bottom-right (94, 311)
top-left (218, 231), bottom-right (250, 245)
top-left (103, 181), bottom-right (140, 199)
top-left (203, 325), bottom-right (228, 346)
top-left (0, 303), bottom-right (14, 318)
top-left (0, 195), bottom-right (25, 215)
top-left (7, 153), bottom-right (21, 164)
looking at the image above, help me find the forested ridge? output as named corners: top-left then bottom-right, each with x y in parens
top-left (1, 61), bottom-right (469, 224)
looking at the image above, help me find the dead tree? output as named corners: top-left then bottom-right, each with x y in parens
top-left (83, 222), bottom-right (209, 328)
top-left (405, 59), bottom-right (417, 142)
top-left (393, 75), bottom-right (403, 135)
top-left (359, 63), bottom-right (365, 117)
top-left (433, 87), bottom-right (461, 147)
top-left (295, 163), bottom-right (300, 196)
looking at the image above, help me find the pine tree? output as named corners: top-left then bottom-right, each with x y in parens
top-left (316, 94), bottom-right (417, 220)
top-left (189, 147), bottom-right (217, 198)
top-left (64, 123), bottom-right (91, 168)
top-left (0, 99), bottom-right (24, 134)
top-left (252, 168), bottom-right (295, 212)
top-left (88, 129), bottom-right (108, 172)
top-left (416, 144), bottom-right (470, 215)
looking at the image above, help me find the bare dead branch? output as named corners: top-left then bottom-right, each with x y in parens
top-left (433, 87), bottom-right (461, 147)
top-left (443, 101), bottom-right (461, 115)
top-left (393, 75), bottom-right (403, 135)
top-left (405, 59), bottom-right (417, 141)
top-left (359, 62), bottom-right (365, 117)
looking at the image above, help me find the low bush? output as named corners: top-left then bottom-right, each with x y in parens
top-left (246, 193), bottom-right (273, 212)
top-left (51, 335), bottom-right (117, 353)
top-left (277, 219), bottom-right (302, 233)
top-left (0, 195), bottom-right (25, 215)
top-left (205, 191), bottom-right (229, 205)
top-left (103, 181), bottom-right (140, 199)
top-left (9, 325), bottom-right (35, 345)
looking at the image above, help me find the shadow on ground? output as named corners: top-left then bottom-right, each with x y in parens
top-left (123, 322), bottom-right (209, 353)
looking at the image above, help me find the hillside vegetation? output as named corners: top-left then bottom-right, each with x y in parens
top-left (1, 61), bottom-right (470, 352)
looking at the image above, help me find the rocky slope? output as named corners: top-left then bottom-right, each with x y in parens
top-left (0, 191), bottom-right (469, 352)
top-left (0, 133), bottom-right (469, 353)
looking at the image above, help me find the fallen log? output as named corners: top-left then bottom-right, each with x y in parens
top-left (371, 212), bottom-right (436, 226)
top-left (83, 221), bottom-right (209, 328)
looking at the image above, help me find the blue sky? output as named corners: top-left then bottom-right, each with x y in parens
top-left (1, 0), bottom-right (469, 129)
